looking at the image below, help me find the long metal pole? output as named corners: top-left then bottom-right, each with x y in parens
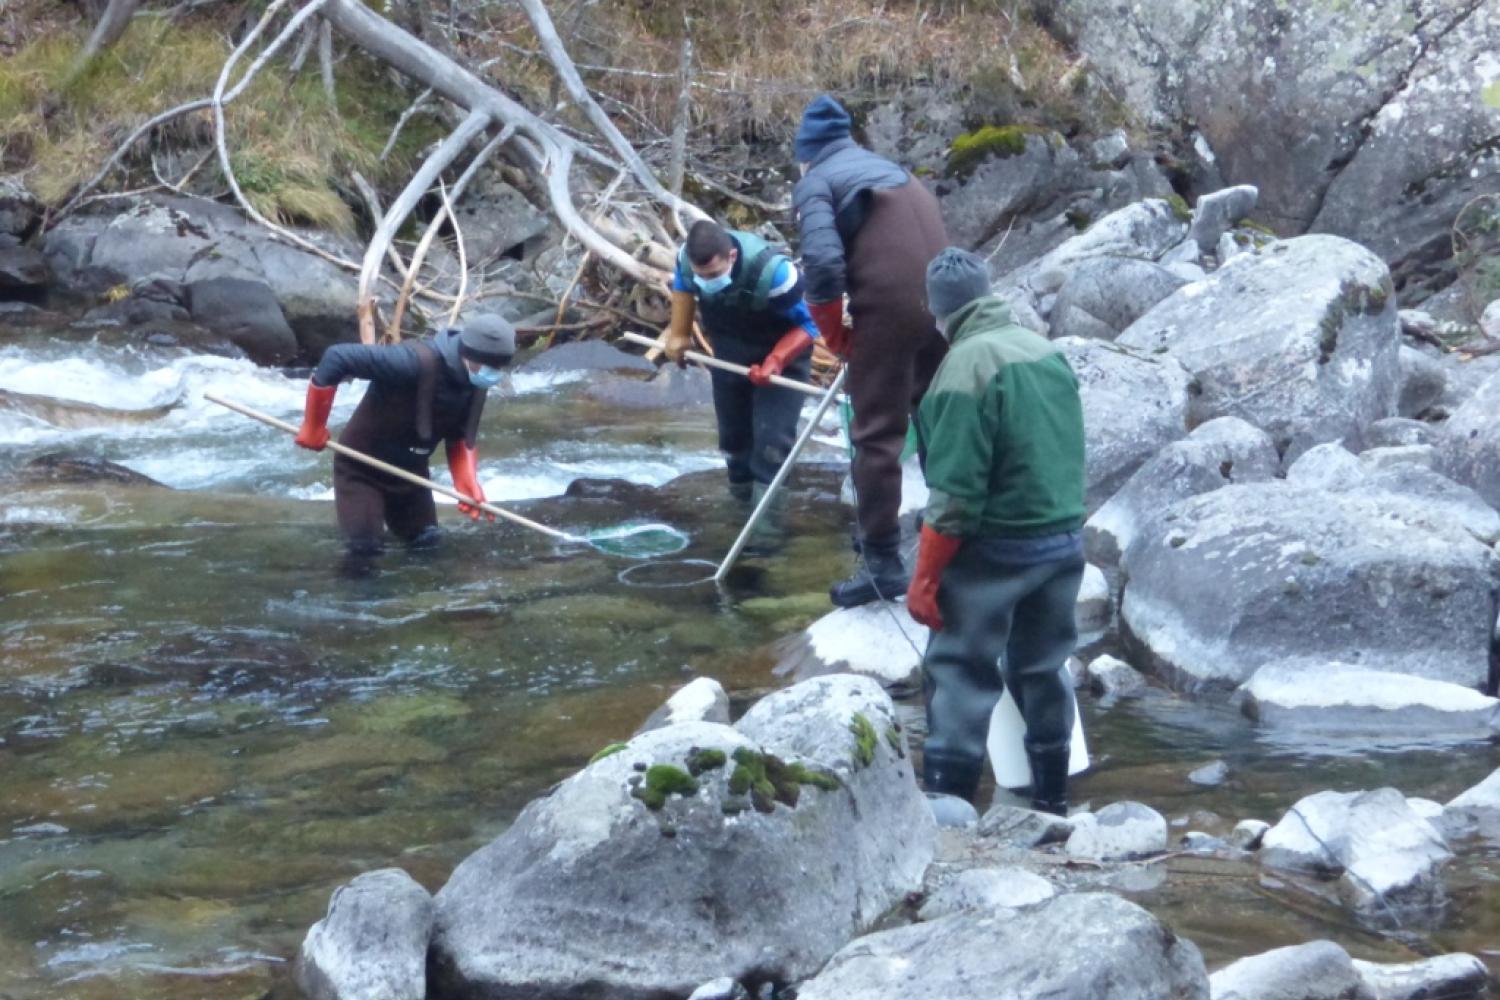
top-left (713, 365), bottom-right (848, 582)
top-left (204, 391), bottom-right (579, 542)
top-left (618, 331), bottom-right (832, 399)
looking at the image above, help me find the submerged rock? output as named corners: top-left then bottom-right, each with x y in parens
top-left (1209, 940), bottom-right (1373, 1000)
top-left (1120, 482), bottom-right (1500, 691)
top-left (795, 892), bottom-right (1209, 1000)
top-left (1088, 654), bottom-right (1148, 702)
top-left (1238, 661), bottom-right (1500, 741)
top-left (296, 868), bottom-right (432, 1000)
top-left (15, 453), bottom-right (167, 487)
top-left (1117, 236), bottom-right (1400, 458)
top-left (429, 677), bottom-right (933, 999)
top-left (1259, 788), bottom-right (1452, 921)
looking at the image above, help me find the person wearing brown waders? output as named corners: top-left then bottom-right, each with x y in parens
top-left (292, 314), bottom-right (516, 571)
top-left (791, 94), bottom-right (949, 607)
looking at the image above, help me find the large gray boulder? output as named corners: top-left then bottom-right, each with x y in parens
top-left (1120, 482), bottom-right (1500, 691)
top-left (635, 677), bottom-right (731, 735)
top-left (0, 176), bottom-right (41, 238)
top-left (429, 677), bottom-right (933, 999)
top-left (42, 195), bottom-right (362, 360)
top-left (295, 868), bottom-right (432, 1000)
top-left (1189, 185), bottom-right (1259, 255)
top-left (1352, 954), bottom-right (1491, 1000)
top-left (795, 892), bottom-right (1209, 1000)
top-left (1058, 337), bottom-right (1193, 512)
top-left (1117, 236), bottom-right (1400, 457)
top-left (995, 199), bottom-right (1191, 313)
top-left (772, 604), bottom-right (929, 691)
top-left (939, 131), bottom-right (1080, 250)
top-left (1259, 789), bottom-right (1452, 920)
top-left (1440, 368), bottom-right (1500, 511)
top-left (1397, 346), bottom-right (1446, 419)
top-left (451, 173), bottom-right (552, 266)
top-left (1049, 256), bottom-right (1189, 340)
top-left (1085, 416), bottom-right (1278, 566)
top-left (185, 277), bottom-right (298, 365)
top-left (0, 235), bottom-right (47, 297)
top-left (1239, 660), bottom-right (1500, 742)
top-left (1209, 940), bottom-right (1373, 1000)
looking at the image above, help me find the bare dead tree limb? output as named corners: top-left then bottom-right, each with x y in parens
top-left (666, 28), bottom-right (693, 200)
top-left (380, 87), bottom-right (434, 161)
top-left (318, 16), bottom-right (337, 105)
top-left (357, 107), bottom-right (490, 343)
top-left (52, 99), bottom-right (214, 223)
top-left (441, 178), bottom-right (469, 327)
top-left (71, 0), bottom-right (144, 77)
top-left (289, 21), bottom-right (317, 75)
top-left (350, 170), bottom-right (411, 279)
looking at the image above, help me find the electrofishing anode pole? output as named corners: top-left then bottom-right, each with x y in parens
top-left (714, 364), bottom-right (849, 582)
top-left (203, 391), bottom-right (580, 543)
top-left (617, 331), bottom-right (845, 402)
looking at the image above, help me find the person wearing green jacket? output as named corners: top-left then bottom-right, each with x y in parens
top-left (906, 247), bottom-right (1087, 815)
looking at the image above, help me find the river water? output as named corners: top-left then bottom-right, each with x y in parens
top-left (0, 328), bottom-right (1496, 998)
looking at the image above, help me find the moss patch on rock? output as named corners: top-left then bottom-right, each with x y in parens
top-left (725, 747), bottom-right (841, 814)
top-left (686, 747), bottom-right (727, 776)
top-left (1163, 193), bottom-right (1192, 223)
top-left (945, 125), bottom-right (1038, 179)
top-left (589, 742), bottom-right (629, 765)
top-left (849, 712), bottom-right (878, 769)
top-left (630, 764), bottom-right (699, 810)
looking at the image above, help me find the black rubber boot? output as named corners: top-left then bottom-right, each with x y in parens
top-left (1027, 744), bottom-right (1071, 816)
top-left (829, 539), bottom-right (909, 608)
top-left (922, 751), bottom-right (983, 802)
top-left (728, 478), bottom-right (754, 503)
top-left (743, 481), bottom-right (787, 556)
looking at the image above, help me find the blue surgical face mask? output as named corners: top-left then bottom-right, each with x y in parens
top-left (694, 271), bottom-right (733, 296)
top-left (469, 365), bottom-right (504, 389)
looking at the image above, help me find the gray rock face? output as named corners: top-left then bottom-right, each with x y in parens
top-left (996, 200), bottom-right (1191, 313)
top-left (1440, 369), bottom-right (1500, 511)
top-left (1076, 564), bottom-right (1111, 632)
top-left (1209, 940), bottom-right (1374, 1000)
top-left (1239, 660), bottom-right (1500, 742)
top-left (1259, 788), bottom-right (1452, 918)
top-left (1121, 482), bottom-right (1500, 691)
top-left (0, 236), bottom-right (47, 295)
top-left (585, 365), bottom-right (715, 410)
top-left (917, 867), bottom-right (1056, 920)
top-left (977, 804), bottom-right (1075, 848)
top-left (940, 132), bottom-right (1080, 250)
top-left (296, 868), bottom-right (432, 1000)
top-left (1361, 418), bottom-right (1442, 451)
top-left (1482, 300), bottom-right (1500, 341)
top-left (796, 892), bottom-right (1209, 1000)
top-left (1066, 802), bottom-right (1169, 861)
top-left (635, 677), bottom-right (731, 735)
top-left (451, 174), bottom-right (552, 265)
top-left (0, 176), bottom-right (41, 238)
top-left (687, 979), bottom-right (751, 1000)
top-left (1352, 954), bottom-right (1491, 1000)
top-left (43, 195), bottom-right (362, 360)
top-left (431, 677), bottom-right (934, 999)
top-left (1230, 820), bottom-right (1269, 851)
top-left (1190, 185), bottom-right (1259, 254)
top-left (771, 603), bottom-right (928, 693)
top-left (1089, 654), bottom-right (1148, 701)
top-left (1057, 337), bottom-right (1193, 512)
top-left (1444, 767), bottom-right (1500, 841)
top-left (1118, 236), bottom-right (1401, 457)
top-left (520, 339), bottom-right (656, 374)
top-left (1049, 257), bottom-right (1189, 341)
top-left (185, 277), bottom-right (298, 365)
top-left (1397, 346), bottom-right (1446, 418)
top-left (1085, 416), bottom-right (1278, 567)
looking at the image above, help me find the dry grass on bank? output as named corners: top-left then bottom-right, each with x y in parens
top-left (0, 11), bottom-right (445, 227)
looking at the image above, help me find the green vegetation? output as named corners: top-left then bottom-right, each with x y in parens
top-left (725, 747), bottom-right (840, 814)
top-left (685, 747), bottom-right (727, 776)
top-left (589, 742), bottom-right (629, 765)
top-left (630, 764), bottom-right (699, 810)
top-left (945, 125), bottom-right (1035, 179)
top-left (0, 15), bottom-right (443, 225)
top-left (849, 713), bottom-right (878, 769)
top-left (1163, 193), bottom-right (1193, 223)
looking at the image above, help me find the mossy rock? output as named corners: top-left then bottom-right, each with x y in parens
top-left (631, 764), bottom-right (699, 810)
top-left (1163, 193), bottom-right (1193, 223)
top-left (726, 746), bottom-right (841, 814)
top-left (590, 742), bottom-right (629, 765)
top-left (849, 713), bottom-right (879, 769)
top-left (945, 125), bottom-right (1040, 180)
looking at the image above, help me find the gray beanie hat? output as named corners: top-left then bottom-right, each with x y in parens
top-left (925, 247), bottom-right (991, 321)
top-left (457, 312), bottom-right (517, 367)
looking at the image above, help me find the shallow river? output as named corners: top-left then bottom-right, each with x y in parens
top-left (0, 330), bottom-right (1495, 998)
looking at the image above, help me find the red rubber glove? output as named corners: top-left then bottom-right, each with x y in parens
top-left (294, 381), bottom-right (337, 451)
top-left (748, 328), bottom-right (815, 386)
top-left (809, 299), bottom-right (849, 359)
top-left (447, 441), bottom-right (494, 522)
top-left (905, 524), bottom-right (964, 631)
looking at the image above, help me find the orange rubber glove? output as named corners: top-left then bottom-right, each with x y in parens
top-left (905, 524), bottom-right (964, 630)
top-left (809, 299), bottom-right (848, 359)
top-left (664, 290), bottom-right (696, 368)
top-left (748, 328), bottom-right (815, 386)
top-left (447, 441), bottom-right (494, 522)
top-left (294, 381), bottom-right (337, 451)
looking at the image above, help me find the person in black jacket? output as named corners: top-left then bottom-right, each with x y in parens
top-left (293, 314), bottom-right (515, 563)
top-left (792, 94), bottom-right (950, 608)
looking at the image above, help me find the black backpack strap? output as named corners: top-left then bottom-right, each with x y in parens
top-left (412, 342), bottom-right (439, 444)
top-left (462, 386), bottom-right (487, 447)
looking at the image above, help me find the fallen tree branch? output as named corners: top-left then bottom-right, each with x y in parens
top-left (357, 107), bottom-right (490, 343)
top-left (441, 178), bottom-right (468, 327)
top-left (380, 86), bottom-right (434, 161)
top-left (350, 170), bottom-right (411, 279)
top-left (52, 99), bottom-right (214, 223)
